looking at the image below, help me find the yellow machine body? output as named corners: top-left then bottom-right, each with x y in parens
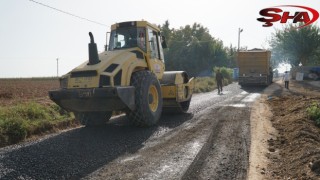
top-left (49, 20), bottom-right (194, 117)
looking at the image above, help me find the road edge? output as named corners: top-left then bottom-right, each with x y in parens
top-left (247, 83), bottom-right (280, 180)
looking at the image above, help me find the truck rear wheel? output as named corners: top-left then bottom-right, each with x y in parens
top-left (126, 71), bottom-right (163, 126)
top-left (74, 111), bottom-right (112, 127)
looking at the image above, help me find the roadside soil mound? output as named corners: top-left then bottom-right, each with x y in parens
top-left (265, 80), bottom-right (320, 179)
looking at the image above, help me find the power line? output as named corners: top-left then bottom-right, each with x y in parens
top-left (28, 0), bottom-right (108, 27)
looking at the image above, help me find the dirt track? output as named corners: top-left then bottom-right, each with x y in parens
top-left (183, 105), bottom-right (250, 180)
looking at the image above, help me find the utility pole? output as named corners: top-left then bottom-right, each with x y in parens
top-left (56, 58), bottom-right (59, 77)
top-left (238, 28), bottom-right (243, 51)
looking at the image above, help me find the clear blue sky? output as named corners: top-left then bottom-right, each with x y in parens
top-left (0, 0), bottom-right (319, 77)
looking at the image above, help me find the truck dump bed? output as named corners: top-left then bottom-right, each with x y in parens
top-left (237, 50), bottom-right (272, 86)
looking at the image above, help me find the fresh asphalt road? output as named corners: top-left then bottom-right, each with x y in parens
top-left (0, 82), bottom-right (265, 179)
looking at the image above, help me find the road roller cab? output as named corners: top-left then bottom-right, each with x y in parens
top-left (49, 20), bottom-right (194, 127)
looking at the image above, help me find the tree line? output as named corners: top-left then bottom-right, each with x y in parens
top-left (159, 21), bottom-right (237, 77)
top-left (269, 23), bottom-right (320, 67)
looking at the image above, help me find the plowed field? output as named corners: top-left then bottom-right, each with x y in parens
top-left (0, 78), bottom-right (59, 105)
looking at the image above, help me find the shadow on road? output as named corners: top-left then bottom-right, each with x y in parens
top-left (1, 113), bottom-right (193, 179)
top-left (240, 85), bottom-right (267, 93)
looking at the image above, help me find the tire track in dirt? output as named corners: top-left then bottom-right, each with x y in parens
top-left (183, 105), bottom-right (251, 180)
top-left (84, 106), bottom-right (222, 179)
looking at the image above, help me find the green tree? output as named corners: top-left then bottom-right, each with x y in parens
top-left (225, 44), bottom-right (237, 68)
top-left (270, 24), bottom-right (320, 67)
top-left (160, 21), bottom-right (232, 76)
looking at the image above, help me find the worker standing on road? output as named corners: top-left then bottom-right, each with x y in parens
top-left (215, 69), bottom-right (224, 94)
top-left (283, 71), bottom-right (290, 89)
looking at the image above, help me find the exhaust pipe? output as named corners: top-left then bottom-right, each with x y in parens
top-left (88, 32), bottom-right (100, 65)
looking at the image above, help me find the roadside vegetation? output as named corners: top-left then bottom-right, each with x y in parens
top-left (307, 101), bottom-right (320, 126)
top-left (194, 67), bottom-right (234, 93)
top-left (0, 78), bottom-right (79, 147)
top-left (0, 102), bottom-right (77, 147)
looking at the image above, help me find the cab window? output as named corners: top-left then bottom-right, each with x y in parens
top-left (148, 28), bottom-right (160, 59)
top-left (108, 27), bottom-right (147, 52)
top-left (137, 28), bottom-right (146, 51)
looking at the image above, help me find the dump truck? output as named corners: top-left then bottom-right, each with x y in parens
top-left (237, 49), bottom-right (272, 86)
top-left (49, 21), bottom-right (194, 127)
